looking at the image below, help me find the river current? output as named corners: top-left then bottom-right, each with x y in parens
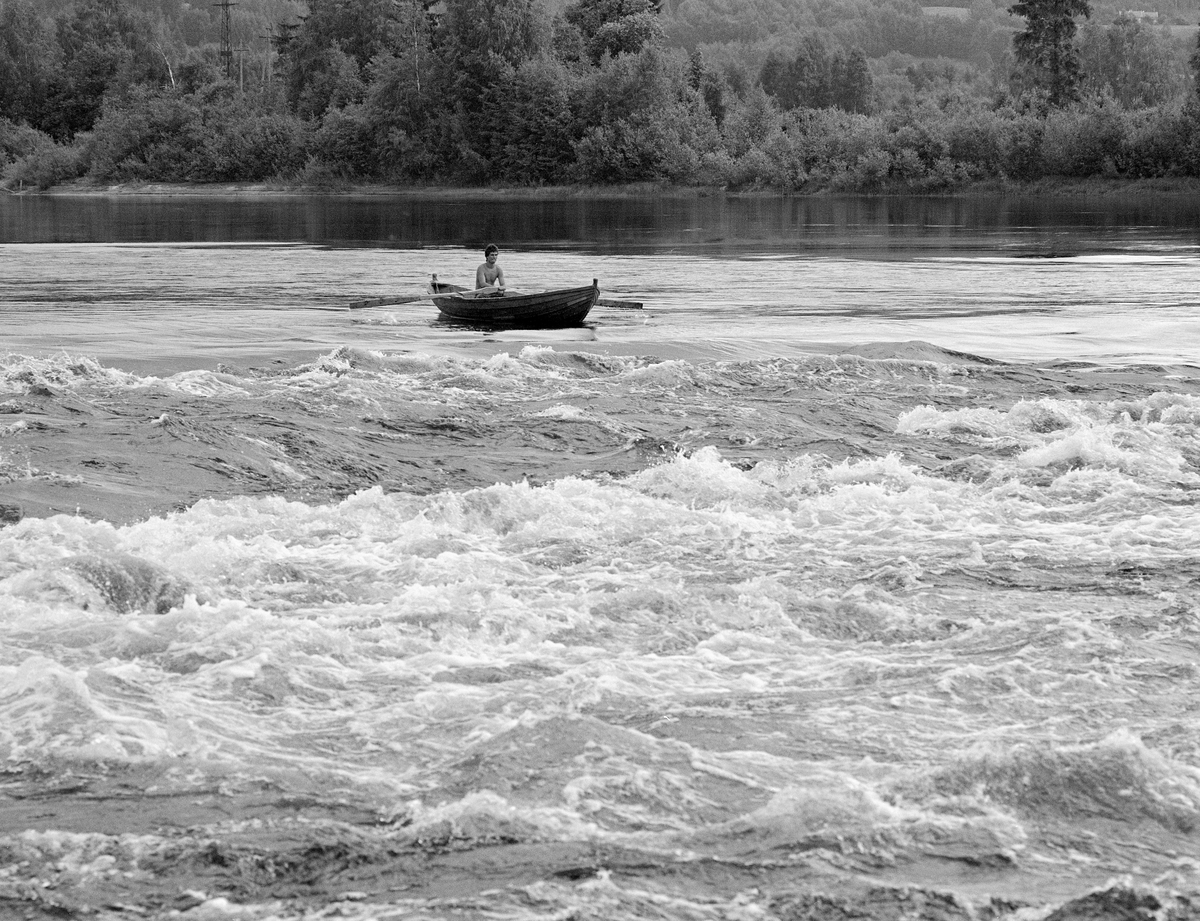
top-left (1, 192), bottom-right (1199, 920)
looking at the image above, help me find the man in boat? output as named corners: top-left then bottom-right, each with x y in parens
top-left (475, 244), bottom-right (506, 296)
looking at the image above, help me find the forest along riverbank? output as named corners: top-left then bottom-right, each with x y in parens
top-left (25, 176), bottom-right (1200, 198)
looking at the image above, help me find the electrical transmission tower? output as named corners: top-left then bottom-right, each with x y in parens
top-left (214, 0), bottom-right (237, 80)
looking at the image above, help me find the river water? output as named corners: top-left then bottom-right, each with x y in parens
top-left (2, 191), bottom-right (1200, 920)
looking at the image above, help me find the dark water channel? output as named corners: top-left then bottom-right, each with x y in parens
top-left (4, 189), bottom-right (1200, 254)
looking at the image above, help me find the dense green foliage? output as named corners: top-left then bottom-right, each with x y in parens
top-left (1009, 0), bottom-right (1092, 105)
top-left (761, 40), bottom-right (874, 113)
top-left (2, 0), bottom-right (1200, 191)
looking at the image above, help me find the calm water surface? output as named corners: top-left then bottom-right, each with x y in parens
top-left (3, 191), bottom-right (1199, 369)
top-left (1, 192), bottom-right (1200, 921)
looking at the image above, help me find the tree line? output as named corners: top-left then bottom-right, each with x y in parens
top-left (3, 0), bottom-right (1200, 192)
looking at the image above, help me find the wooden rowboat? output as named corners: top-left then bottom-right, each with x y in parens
top-left (429, 276), bottom-right (600, 328)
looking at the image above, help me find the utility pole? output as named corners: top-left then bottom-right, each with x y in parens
top-left (214, 0), bottom-right (237, 80)
top-left (262, 32), bottom-right (274, 84)
top-left (237, 42), bottom-right (248, 90)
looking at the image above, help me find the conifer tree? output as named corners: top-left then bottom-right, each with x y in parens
top-left (1190, 21), bottom-right (1200, 97)
top-left (1008, 0), bottom-right (1090, 106)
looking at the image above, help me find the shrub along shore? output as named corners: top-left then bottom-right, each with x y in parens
top-left (5, 0), bottom-right (1200, 196)
top-left (7, 88), bottom-right (1200, 196)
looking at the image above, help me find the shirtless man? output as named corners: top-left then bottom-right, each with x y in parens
top-left (475, 244), bottom-right (505, 295)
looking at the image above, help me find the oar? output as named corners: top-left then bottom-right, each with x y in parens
top-left (430, 279), bottom-right (644, 310)
top-left (349, 293), bottom-right (643, 309)
top-left (430, 292), bottom-right (643, 308)
top-left (596, 297), bottom-right (643, 310)
top-left (358, 274), bottom-right (645, 311)
top-left (347, 293), bottom-right (431, 309)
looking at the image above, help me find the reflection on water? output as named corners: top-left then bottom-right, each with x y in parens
top-left (4, 190), bottom-right (1200, 254)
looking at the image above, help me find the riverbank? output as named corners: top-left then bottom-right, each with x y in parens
top-left (12, 175), bottom-right (1200, 198)
top-left (9, 179), bottom-right (715, 198)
